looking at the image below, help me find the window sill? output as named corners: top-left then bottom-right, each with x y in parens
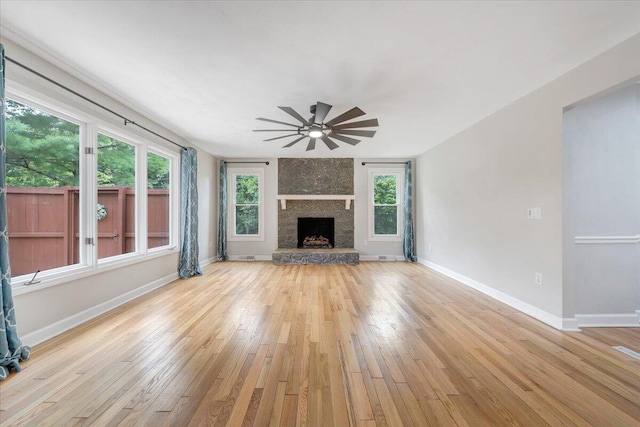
top-left (11, 246), bottom-right (179, 297)
top-left (228, 236), bottom-right (265, 242)
top-left (368, 235), bottom-right (402, 242)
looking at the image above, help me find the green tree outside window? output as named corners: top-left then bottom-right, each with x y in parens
top-left (373, 174), bottom-right (398, 235)
top-left (6, 100), bottom-right (169, 188)
top-left (234, 174), bottom-right (259, 235)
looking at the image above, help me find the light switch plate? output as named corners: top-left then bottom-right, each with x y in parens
top-left (534, 207), bottom-right (541, 219)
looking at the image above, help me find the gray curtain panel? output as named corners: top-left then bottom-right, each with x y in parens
top-left (216, 160), bottom-right (228, 260)
top-left (403, 161), bottom-right (417, 262)
top-left (178, 147), bottom-right (202, 278)
top-left (0, 44), bottom-right (31, 381)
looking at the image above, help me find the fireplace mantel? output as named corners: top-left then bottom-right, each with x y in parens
top-left (276, 194), bottom-right (355, 210)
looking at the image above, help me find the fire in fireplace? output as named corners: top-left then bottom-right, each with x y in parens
top-left (297, 217), bottom-right (335, 249)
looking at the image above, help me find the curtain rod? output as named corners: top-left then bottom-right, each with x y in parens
top-left (5, 56), bottom-right (187, 151)
top-left (222, 161), bottom-right (270, 165)
top-left (361, 161), bottom-right (409, 165)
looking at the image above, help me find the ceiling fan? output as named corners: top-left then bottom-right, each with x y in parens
top-left (253, 102), bottom-right (379, 151)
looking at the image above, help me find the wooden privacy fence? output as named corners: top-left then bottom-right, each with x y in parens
top-left (7, 187), bottom-right (169, 277)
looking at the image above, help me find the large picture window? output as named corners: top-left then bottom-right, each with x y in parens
top-left (4, 90), bottom-right (179, 288)
top-left (229, 169), bottom-right (264, 241)
top-left (369, 169), bottom-right (403, 240)
top-left (5, 99), bottom-right (82, 276)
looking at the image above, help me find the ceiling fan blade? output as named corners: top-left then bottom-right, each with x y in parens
top-left (264, 133), bottom-right (300, 142)
top-left (320, 135), bottom-right (339, 150)
top-left (283, 136), bottom-right (307, 147)
top-left (333, 129), bottom-right (377, 138)
top-left (253, 129), bottom-right (300, 132)
top-left (278, 106), bottom-right (310, 125)
top-left (306, 138), bottom-right (317, 151)
top-left (314, 102), bottom-right (332, 124)
top-left (329, 133), bottom-right (360, 146)
top-left (324, 107), bottom-right (365, 127)
top-left (256, 117), bottom-right (300, 127)
top-left (332, 118), bottom-right (379, 130)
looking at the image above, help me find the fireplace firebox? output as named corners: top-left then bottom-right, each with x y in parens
top-left (297, 217), bottom-right (335, 249)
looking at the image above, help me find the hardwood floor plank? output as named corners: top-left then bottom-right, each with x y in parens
top-left (225, 344), bottom-right (269, 426)
top-left (268, 381), bottom-right (287, 427)
top-left (254, 343), bottom-right (287, 427)
top-left (1, 262), bottom-right (639, 426)
top-left (323, 320), bottom-right (351, 426)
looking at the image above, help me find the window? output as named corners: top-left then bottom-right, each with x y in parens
top-left (369, 169), bottom-right (403, 240)
top-left (147, 152), bottom-right (171, 249)
top-left (97, 133), bottom-right (136, 260)
top-left (5, 98), bottom-right (82, 276)
top-left (5, 89), bottom-right (179, 288)
top-left (229, 169), bottom-right (264, 240)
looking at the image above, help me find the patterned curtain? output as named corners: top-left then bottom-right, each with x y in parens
top-left (216, 160), bottom-right (228, 260)
top-left (178, 147), bottom-right (202, 278)
top-left (403, 161), bottom-right (417, 262)
top-left (0, 44), bottom-right (30, 381)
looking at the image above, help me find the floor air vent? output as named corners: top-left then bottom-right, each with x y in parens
top-left (613, 346), bottom-right (640, 361)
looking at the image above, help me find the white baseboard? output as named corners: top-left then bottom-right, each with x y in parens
top-left (575, 313), bottom-right (640, 328)
top-left (360, 255), bottom-right (403, 261)
top-left (417, 258), bottom-right (577, 331)
top-left (199, 256), bottom-right (217, 267)
top-left (21, 272), bottom-right (179, 347)
top-left (227, 255), bottom-right (273, 261)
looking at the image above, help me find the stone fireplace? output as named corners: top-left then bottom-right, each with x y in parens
top-left (277, 158), bottom-right (354, 249)
top-left (273, 158), bottom-right (358, 264)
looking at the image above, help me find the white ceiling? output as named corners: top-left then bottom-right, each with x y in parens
top-left (1, 1), bottom-right (639, 158)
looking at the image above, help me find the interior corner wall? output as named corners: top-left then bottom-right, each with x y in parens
top-left (198, 149), bottom-right (218, 264)
top-left (1, 36), bottom-right (217, 344)
top-left (563, 83), bottom-right (640, 318)
top-left (415, 33), bottom-right (640, 324)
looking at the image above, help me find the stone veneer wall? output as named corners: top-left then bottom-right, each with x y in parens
top-left (278, 158), bottom-right (354, 248)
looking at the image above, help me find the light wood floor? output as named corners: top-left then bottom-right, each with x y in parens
top-left (1, 262), bottom-right (639, 426)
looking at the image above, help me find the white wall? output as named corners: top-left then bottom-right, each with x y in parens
top-left (198, 150), bottom-right (218, 263)
top-left (223, 157), bottom-right (413, 259)
top-left (2, 37), bottom-right (218, 344)
top-left (416, 33), bottom-right (640, 328)
top-left (563, 83), bottom-right (639, 324)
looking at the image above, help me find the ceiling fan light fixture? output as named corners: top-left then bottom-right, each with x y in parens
top-left (309, 128), bottom-right (323, 138)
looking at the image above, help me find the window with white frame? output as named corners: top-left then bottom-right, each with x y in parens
top-left (5, 98), bottom-right (83, 275)
top-left (368, 169), bottom-right (403, 240)
top-left (228, 169), bottom-right (264, 241)
top-left (97, 132), bottom-right (137, 260)
top-left (147, 151), bottom-right (171, 250)
top-left (5, 90), bottom-right (179, 287)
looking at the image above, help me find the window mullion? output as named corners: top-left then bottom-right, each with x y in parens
top-left (137, 144), bottom-right (148, 255)
top-left (84, 122), bottom-right (97, 267)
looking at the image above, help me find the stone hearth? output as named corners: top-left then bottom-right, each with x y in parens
top-left (272, 248), bottom-right (359, 265)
